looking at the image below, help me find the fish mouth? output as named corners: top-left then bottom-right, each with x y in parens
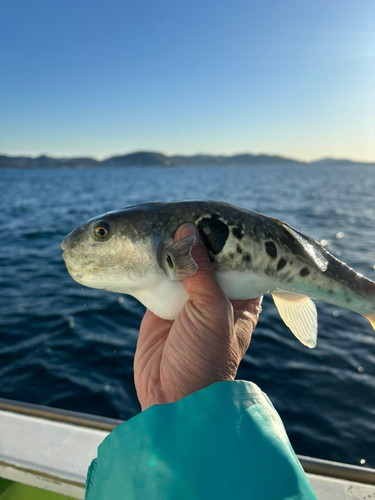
top-left (61, 236), bottom-right (70, 252)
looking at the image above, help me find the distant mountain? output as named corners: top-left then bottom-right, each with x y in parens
top-left (101, 151), bottom-right (168, 167)
top-left (0, 152), bottom-right (373, 169)
top-left (309, 158), bottom-right (361, 166)
top-left (0, 155), bottom-right (99, 169)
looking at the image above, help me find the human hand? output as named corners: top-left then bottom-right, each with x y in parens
top-left (134, 223), bottom-right (262, 411)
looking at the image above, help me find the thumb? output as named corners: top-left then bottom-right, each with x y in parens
top-left (174, 223), bottom-right (227, 307)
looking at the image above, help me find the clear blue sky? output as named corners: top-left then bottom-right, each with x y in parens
top-left (0, 0), bottom-right (374, 161)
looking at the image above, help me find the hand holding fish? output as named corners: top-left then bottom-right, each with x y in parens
top-left (133, 223), bottom-right (262, 411)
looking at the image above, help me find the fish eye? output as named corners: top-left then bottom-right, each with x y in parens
top-left (94, 224), bottom-right (110, 239)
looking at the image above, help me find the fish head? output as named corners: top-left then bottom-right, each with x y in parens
top-left (61, 205), bottom-right (168, 293)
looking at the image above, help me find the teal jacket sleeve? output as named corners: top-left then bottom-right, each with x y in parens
top-left (85, 380), bottom-right (317, 500)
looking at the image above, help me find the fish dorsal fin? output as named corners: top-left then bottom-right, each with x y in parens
top-left (281, 223), bottom-right (328, 272)
top-left (157, 235), bottom-right (198, 281)
top-left (271, 291), bottom-right (318, 348)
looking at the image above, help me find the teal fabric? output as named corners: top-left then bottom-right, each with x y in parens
top-left (85, 380), bottom-right (317, 499)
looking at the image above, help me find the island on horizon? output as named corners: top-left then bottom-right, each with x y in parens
top-left (0, 151), bottom-right (373, 169)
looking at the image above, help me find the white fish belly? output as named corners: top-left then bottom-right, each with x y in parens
top-left (215, 271), bottom-right (277, 300)
top-left (133, 277), bottom-right (190, 320)
top-left (134, 271), bottom-right (278, 319)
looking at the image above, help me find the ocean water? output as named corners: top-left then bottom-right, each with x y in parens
top-left (0, 165), bottom-right (374, 467)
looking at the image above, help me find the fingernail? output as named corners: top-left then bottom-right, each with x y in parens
top-left (180, 223), bottom-right (200, 239)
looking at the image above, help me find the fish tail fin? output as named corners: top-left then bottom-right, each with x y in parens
top-left (364, 313), bottom-right (375, 330)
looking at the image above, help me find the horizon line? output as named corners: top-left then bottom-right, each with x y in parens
top-left (1, 150), bottom-right (374, 165)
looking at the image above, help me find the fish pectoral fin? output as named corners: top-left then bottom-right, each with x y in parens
top-left (158, 235), bottom-right (198, 281)
top-left (364, 313), bottom-right (375, 330)
top-left (271, 292), bottom-right (318, 348)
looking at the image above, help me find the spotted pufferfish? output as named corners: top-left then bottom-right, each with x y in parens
top-left (61, 200), bottom-right (375, 348)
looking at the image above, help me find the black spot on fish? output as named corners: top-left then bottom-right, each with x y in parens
top-left (277, 258), bottom-right (287, 271)
top-left (198, 217), bottom-right (229, 255)
top-left (342, 291), bottom-right (353, 303)
top-left (236, 244), bottom-right (243, 254)
top-left (232, 223), bottom-right (244, 240)
top-left (209, 256), bottom-right (215, 263)
top-left (300, 268), bottom-right (310, 277)
top-left (265, 241), bottom-right (277, 259)
top-left (229, 252), bottom-right (235, 259)
top-left (243, 253), bottom-right (251, 263)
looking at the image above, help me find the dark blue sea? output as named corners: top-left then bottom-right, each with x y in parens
top-left (1, 165), bottom-right (374, 467)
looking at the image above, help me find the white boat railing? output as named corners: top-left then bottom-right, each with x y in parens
top-left (1, 396), bottom-right (374, 486)
top-left (0, 396), bottom-right (122, 431)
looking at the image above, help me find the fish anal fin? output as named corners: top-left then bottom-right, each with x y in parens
top-left (364, 313), bottom-right (375, 331)
top-left (272, 292), bottom-right (318, 348)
